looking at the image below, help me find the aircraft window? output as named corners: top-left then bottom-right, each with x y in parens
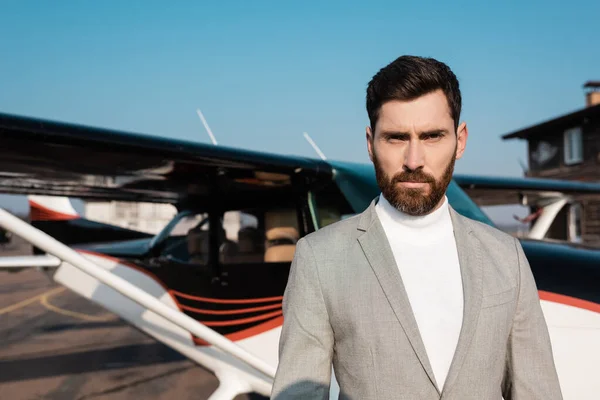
top-left (171, 214), bottom-right (208, 236)
top-left (311, 182), bottom-right (354, 229)
top-left (159, 213), bottom-right (209, 264)
top-left (316, 206), bottom-right (341, 228)
top-left (219, 208), bottom-right (300, 264)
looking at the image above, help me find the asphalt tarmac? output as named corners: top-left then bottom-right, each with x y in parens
top-left (0, 238), bottom-right (263, 400)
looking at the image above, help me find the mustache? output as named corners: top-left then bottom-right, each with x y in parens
top-left (391, 170), bottom-right (435, 184)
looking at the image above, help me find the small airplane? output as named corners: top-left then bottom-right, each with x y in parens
top-left (454, 174), bottom-right (600, 246)
top-left (0, 111), bottom-right (598, 400)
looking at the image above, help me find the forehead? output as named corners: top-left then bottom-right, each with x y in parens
top-left (375, 90), bottom-right (453, 133)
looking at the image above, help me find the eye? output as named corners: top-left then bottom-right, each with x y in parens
top-left (424, 133), bottom-right (443, 141)
top-left (386, 135), bottom-right (407, 143)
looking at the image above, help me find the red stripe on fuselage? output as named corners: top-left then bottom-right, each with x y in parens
top-left (539, 290), bottom-right (600, 314)
top-left (29, 200), bottom-right (78, 221)
top-left (75, 250), bottom-right (284, 345)
top-left (180, 302), bottom-right (282, 315)
top-left (170, 289), bottom-right (283, 304)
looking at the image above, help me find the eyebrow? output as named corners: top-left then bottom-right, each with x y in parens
top-left (379, 129), bottom-right (449, 139)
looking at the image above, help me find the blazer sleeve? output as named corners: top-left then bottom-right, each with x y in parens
top-left (502, 238), bottom-right (563, 400)
top-left (271, 237), bottom-right (334, 399)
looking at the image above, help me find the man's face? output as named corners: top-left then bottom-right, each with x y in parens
top-left (366, 89), bottom-right (468, 216)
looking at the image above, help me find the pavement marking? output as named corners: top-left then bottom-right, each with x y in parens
top-left (0, 287), bottom-right (65, 315)
top-left (40, 291), bottom-right (114, 322)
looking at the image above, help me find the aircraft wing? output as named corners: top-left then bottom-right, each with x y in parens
top-left (0, 112), bottom-right (332, 204)
top-left (454, 174), bottom-right (600, 206)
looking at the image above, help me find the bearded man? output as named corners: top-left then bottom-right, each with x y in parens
top-left (271, 55), bottom-right (562, 400)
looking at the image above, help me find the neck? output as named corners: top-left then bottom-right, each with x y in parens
top-left (375, 193), bottom-right (453, 245)
top-left (378, 194), bottom-right (449, 228)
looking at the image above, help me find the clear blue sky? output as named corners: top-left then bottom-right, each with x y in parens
top-left (1, 0), bottom-right (598, 213)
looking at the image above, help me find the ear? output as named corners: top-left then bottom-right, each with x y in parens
top-left (366, 126), bottom-right (374, 162)
top-left (455, 122), bottom-right (468, 160)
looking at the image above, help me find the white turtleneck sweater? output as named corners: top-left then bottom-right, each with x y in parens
top-left (375, 193), bottom-right (463, 390)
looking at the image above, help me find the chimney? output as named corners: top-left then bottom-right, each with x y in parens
top-left (584, 81), bottom-right (600, 107)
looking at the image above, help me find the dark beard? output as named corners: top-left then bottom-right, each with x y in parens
top-left (373, 148), bottom-right (456, 216)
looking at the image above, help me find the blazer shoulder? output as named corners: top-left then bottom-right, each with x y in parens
top-left (459, 214), bottom-right (523, 283)
top-left (462, 214), bottom-right (517, 249)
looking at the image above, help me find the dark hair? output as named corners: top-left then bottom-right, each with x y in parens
top-left (366, 55), bottom-right (461, 131)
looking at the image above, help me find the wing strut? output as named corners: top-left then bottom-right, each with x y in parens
top-left (0, 207), bottom-right (276, 399)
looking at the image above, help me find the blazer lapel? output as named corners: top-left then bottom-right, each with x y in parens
top-left (357, 200), bottom-right (440, 394)
top-left (441, 208), bottom-right (483, 396)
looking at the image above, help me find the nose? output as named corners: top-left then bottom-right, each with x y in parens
top-left (403, 140), bottom-right (425, 171)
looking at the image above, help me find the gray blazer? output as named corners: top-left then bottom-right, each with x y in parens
top-left (271, 198), bottom-right (562, 399)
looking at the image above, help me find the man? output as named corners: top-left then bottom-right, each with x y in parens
top-left (271, 55), bottom-right (562, 399)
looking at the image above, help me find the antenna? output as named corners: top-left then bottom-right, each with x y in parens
top-left (303, 132), bottom-right (327, 160)
top-left (196, 108), bottom-right (218, 145)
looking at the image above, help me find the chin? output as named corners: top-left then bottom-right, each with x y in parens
top-left (403, 187), bottom-right (431, 196)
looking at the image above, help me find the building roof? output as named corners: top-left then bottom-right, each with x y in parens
top-left (502, 103), bottom-right (600, 140)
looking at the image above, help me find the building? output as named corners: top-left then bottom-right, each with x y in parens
top-left (502, 81), bottom-right (600, 245)
top-left (84, 201), bottom-right (178, 234)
